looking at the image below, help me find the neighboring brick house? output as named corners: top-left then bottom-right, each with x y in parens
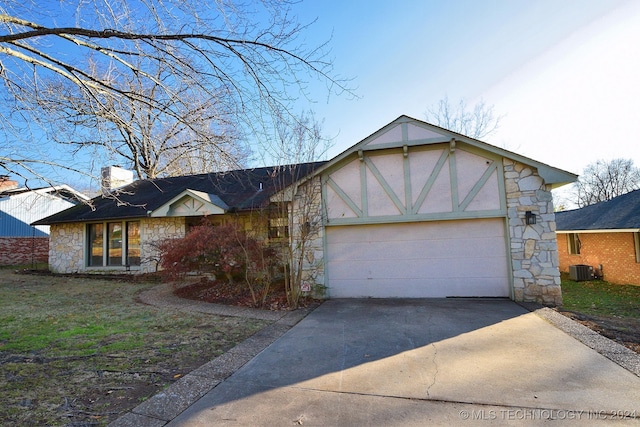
top-left (555, 189), bottom-right (640, 286)
top-left (35, 116), bottom-right (577, 304)
top-left (0, 176), bottom-right (89, 265)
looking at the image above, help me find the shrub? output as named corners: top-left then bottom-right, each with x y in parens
top-left (158, 221), bottom-right (280, 306)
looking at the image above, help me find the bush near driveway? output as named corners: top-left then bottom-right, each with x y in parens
top-left (0, 268), bottom-right (267, 426)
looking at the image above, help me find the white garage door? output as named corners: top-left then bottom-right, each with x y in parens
top-left (325, 218), bottom-right (510, 298)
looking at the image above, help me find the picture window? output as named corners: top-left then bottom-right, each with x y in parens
top-left (87, 221), bottom-right (140, 267)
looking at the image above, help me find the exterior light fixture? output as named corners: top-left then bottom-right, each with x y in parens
top-left (525, 211), bottom-right (536, 225)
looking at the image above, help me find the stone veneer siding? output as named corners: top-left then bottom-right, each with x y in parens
top-left (504, 158), bottom-right (563, 305)
top-left (49, 223), bottom-right (85, 273)
top-left (48, 217), bottom-right (185, 274)
top-left (139, 217), bottom-right (185, 273)
top-left (291, 176), bottom-right (326, 296)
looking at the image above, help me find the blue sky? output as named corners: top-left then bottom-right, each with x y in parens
top-left (5, 0), bottom-right (638, 191)
top-left (291, 0), bottom-right (639, 177)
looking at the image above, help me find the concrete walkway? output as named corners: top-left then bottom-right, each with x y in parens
top-left (110, 288), bottom-right (640, 426)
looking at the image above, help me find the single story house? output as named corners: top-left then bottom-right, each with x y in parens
top-left (0, 176), bottom-right (89, 265)
top-left (35, 116), bottom-right (577, 304)
top-left (555, 189), bottom-right (640, 285)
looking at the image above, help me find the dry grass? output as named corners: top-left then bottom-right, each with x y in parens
top-left (0, 268), bottom-right (267, 426)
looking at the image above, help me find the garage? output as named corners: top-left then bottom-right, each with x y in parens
top-left (301, 116), bottom-right (575, 304)
top-left (325, 218), bottom-right (510, 298)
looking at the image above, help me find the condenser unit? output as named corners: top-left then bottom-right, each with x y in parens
top-left (569, 264), bottom-right (592, 281)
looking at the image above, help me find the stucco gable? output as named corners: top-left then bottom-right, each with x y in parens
top-left (322, 115), bottom-right (577, 189)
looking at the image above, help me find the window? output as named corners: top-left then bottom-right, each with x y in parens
top-left (567, 233), bottom-right (581, 255)
top-left (127, 221), bottom-right (141, 266)
top-left (88, 223), bottom-right (104, 266)
top-left (268, 218), bottom-right (289, 239)
top-left (88, 221), bottom-right (141, 267)
top-left (634, 232), bottom-right (640, 263)
top-left (108, 222), bottom-right (123, 266)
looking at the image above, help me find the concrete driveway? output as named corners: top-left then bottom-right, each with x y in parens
top-left (127, 299), bottom-right (640, 426)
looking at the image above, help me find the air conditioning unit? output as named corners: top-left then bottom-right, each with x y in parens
top-left (569, 264), bottom-right (592, 281)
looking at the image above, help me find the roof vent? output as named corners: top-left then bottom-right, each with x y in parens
top-left (101, 166), bottom-right (134, 195)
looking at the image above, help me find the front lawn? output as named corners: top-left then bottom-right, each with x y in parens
top-left (0, 268), bottom-right (267, 426)
top-left (559, 275), bottom-right (640, 353)
top-left (560, 275), bottom-right (640, 318)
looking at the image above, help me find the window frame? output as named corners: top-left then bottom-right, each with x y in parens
top-left (268, 217), bottom-right (289, 239)
top-left (634, 232), bottom-right (640, 263)
top-left (567, 232), bottom-right (581, 255)
top-left (87, 220), bottom-right (141, 268)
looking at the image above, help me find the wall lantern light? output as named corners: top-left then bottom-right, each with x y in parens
top-left (525, 211), bottom-right (536, 225)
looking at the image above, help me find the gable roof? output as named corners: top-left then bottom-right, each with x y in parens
top-left (150, 189), bottom-right (229, 217)
top-left (34, 115), bottom-right (579, 226)
top-left (1, 184), bottom-right (89, 236)
top-left (34, 162), bottom-right (325, 225)
top-left (318, 115), bottom-right (577, 188)
top-left (0, 184), bottom-right (90, 202)
top-left (555, 189), bottom-right (640, 231)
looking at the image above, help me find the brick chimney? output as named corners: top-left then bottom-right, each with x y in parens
top-left (0, 175), bottom-right (19, 192)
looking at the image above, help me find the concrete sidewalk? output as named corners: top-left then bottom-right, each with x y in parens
top-left (112, 298), bottom-right (640, 426)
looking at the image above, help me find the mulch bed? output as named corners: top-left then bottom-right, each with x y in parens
top-left (174, 278), bottom-right (316, 311)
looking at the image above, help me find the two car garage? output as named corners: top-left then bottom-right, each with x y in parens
top-left (325, 218), bottom-right (511, 298)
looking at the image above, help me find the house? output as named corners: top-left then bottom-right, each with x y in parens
top-left (35, 116), bottom-right (577, 304)
top-left (555, 189), bottom-right (640, 286)
top-left (0, 176), bottom-right (89, 265)
top-left (34, 163), bottom-right (325, 272)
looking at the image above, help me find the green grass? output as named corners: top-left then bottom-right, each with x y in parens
top-left (0, 269), bottom-right (268, 426)
top-left (560, 275), bottom-right (640, 318)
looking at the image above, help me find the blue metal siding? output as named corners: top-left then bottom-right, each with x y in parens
top-left (0, 211), bottom-right (48, 237)
top-left (0, 192), bottom-right (76, 237)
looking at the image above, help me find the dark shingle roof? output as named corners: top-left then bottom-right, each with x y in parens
top-left (34, 162), bottom-right (326, 225)
top-left (555, 189), bottom-right (640, 231)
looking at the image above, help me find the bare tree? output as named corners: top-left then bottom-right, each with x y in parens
top-left (425, 96), bottom-right (502, 139)
top-left (0, 0), bottom-right (349, 184)
top-left (30, 59), bottom-right (248, 178)
top-left (266, 111), bottom-right (331, 308)
top-left (575, 158), bottom-right (640, 207)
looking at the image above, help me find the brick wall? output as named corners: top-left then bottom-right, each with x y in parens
top-left (0, 237), bottom-right (49, 265)
top-left (557, 232), bottom-right (640, 286)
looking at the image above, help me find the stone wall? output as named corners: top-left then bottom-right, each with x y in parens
top-left (504, 159), bottom-right (562, 305)
top-left (48, 217), bottom-right (186, 274)
top-left (48, 223), bottom-right (85, 273)
top-left (0, 237), bottom-right (49, 265)
top-left (291, 176), bottom-right (326, 297)
top-left (139, 217), bottom-right (185, 274)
